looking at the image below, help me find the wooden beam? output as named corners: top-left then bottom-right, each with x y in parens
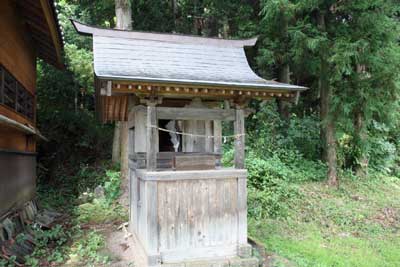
top-left (234, 108), bottom-right (245, 169)
top-left (157, 107), bottom-right (235, 121)
top-left (146, 104), bottom-right (157, 170)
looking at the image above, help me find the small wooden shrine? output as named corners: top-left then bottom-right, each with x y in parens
top-left (73, 20), bottom-right (305, 266)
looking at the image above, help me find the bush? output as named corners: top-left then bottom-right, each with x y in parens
top-left (246, 153), bottom-right (300, 219)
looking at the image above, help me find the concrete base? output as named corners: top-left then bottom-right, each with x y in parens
top-left (162, 257), bottom-right (259, 267)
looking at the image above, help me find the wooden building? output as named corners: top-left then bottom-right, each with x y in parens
top-left (0, 0), bottom-right (63, 218)
top-left (72, 20), bottom-right (306, 266)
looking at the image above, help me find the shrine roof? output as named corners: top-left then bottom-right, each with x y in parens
top-left (72, 20), bottom-right (306, 91)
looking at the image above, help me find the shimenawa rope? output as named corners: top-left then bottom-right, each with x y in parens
top-left (147, 124), bottom-right (245, 141)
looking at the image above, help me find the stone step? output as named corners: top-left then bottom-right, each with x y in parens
top-left (162, 257), bottom-right (259, 267)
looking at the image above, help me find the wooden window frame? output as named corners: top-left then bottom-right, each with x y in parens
top-left (0, 65), bottom-right (35, 122)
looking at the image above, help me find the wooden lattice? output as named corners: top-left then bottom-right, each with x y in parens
top-left (0, 65), bottom-right (34, 121)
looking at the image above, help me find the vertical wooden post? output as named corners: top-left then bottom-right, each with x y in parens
top-left (146, 104), bottom-right (157, 171)
top-left (205, 120), bottom-right (213, 152)
top-left (146, 181), bottom-right (160, 265)
top-left (213, 120), bottom-right (222, 166)
top-left (237, 177), bottom-right (248, 246)
top-left (234, 108), bottom-right (245, 169)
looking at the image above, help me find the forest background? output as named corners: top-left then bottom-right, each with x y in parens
top-left (31, 0), bottom-right (400, 266)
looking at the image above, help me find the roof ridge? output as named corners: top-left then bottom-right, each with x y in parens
top-left (71, 20), bottom-right (258, 48)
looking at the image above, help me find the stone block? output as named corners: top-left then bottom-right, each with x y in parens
top-left (162, 263), bottom-right (186, 267)
top-left (229, 257), bottom-right (259, 267)
top-left (185, 259), bottom-right (230, 267)
top-left (237, 244), bottom-right (252, 258)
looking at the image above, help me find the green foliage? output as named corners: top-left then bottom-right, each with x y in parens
top-left (69, 231), bottom-right (110, 265)
top-left (246, 154), bottom-right (300, 219)
top-left (247, 102), bottom-right (323, 161)
top-left (249, 175), bottom-right (400, 267)
top-left (103, 170), bottom-right (122, 204)
top-left (36, 63), bottom-right (113, 185)
top-left (77, 168), bottom-right (126, 224)
top-left (30, 162), bottom-right (126, 266)
top-left (77, 199), bottom-right (126, 224)
top-left (24, 225), bottom-right (71, 266)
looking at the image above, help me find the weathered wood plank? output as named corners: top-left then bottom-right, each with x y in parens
top-left (237, 177), bottom-right (247, 245)
top-left (146, 104), bottom-right (157, 170)
top-left (161, 245), bottom-right (237, 263)
top-left (135, 171), bottom-right (247, 263)
top-left (157, 107), bottom-right (235, 121)
top-left (129, 170), bottom-right (138, 233)
top-left (174, 154), bottom-right (215, 170)
top-left (158, 181), bottom-right (167, 250)
top-left (136, 168), bottom-right (247, 181)
top-left (146, 181), bottom-right (158, 254)
top-left (234, 108), bottom-right (245, 169)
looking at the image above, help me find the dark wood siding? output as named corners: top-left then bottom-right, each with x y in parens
top-left (0, 150), bottom-right (36, 217)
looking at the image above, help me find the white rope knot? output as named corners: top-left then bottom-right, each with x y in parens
top-left (147, 124), bottom-right (245, 140)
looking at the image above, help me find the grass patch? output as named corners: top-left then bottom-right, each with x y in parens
top-left (249, 175), bottom-right (400, 267)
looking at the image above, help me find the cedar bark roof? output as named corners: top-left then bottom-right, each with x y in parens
top-left (72, 20), bottom-right (305, 91)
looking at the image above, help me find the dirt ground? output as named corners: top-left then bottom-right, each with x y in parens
top-left (104, 224), bottom-right (148, 267)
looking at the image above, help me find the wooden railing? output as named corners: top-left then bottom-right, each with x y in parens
top-left (129, 152), bottom-right (222, 170)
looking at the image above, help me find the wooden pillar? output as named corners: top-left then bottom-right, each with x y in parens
top-left (234, 108), bottom-right (245, 169)
top-left (213, 120), bottom-right (222, 166)
top-left (134, 106), bottom-right (147, 152)
top-left (146, 104), bottom-right (158, 171)
top-left (205, 120), bottom-right (213, 152)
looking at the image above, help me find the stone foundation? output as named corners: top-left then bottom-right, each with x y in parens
top-left (162, 257), bottom-right (259, 267)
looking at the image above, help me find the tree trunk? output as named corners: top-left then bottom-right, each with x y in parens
top-left (171, 0), bottom-right (178, 31)
top-left (115, 0), bottom-right (132, 30)
top-left (354, 109), bottom-right (368, 177)
top-left (112, 122), bottom-right (121, 163)
top-left (115, 0), bottom-right (132, 207)
top-left (354, 64), bottom-right (368, 177)
top-left (277, 64), bottom-right (291, 120)
top-left (318, 12), bottom-right (338, 187)
top-left (276, 14), bottom-right (291, 121)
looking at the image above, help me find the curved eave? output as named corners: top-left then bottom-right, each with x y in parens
top-left (96, 75), bottom-right (307, 92)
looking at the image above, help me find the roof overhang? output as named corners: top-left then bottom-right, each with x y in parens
top-left (16, 0), bottom-right (64, 69)
top-left (71, 20), bottom-right (307, 93)
top-left (71, 20), bottom-right (307, 123)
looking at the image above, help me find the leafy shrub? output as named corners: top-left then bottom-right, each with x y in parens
top-left (69, 230), bottom-right (110, 265)
top-left (77, 199), bottom-right (126, 224)
top-left (77, 169), bottom-right (126, 224)
top-left (103, 170), bottom-right (122, 205)
top-left (246, 153), bottom-right (300, 219)
top-left (24, 224), bottom-right (71, 266)
top-left (246, 101), bottom-right (322, 161)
